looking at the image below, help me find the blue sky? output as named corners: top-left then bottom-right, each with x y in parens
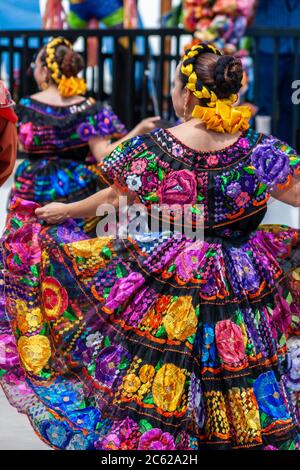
top-left (0, 0), bottom-right (42, 30)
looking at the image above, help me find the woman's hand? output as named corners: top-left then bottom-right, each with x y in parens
top-left (35, 202), bottom-right (70, 224)
top-left (133, 116), bottom-right (161, 135)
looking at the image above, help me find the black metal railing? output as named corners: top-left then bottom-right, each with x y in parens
top-left (1, 28), bottom-right (300, 149)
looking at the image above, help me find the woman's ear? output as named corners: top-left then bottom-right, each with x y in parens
top-left (42, 66), bottom-right (50, 82)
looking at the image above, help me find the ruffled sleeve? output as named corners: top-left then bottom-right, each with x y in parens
top-left (99, 135), bottom-right (148, 195)
top-left (15, 98), bottom-right (127, 159)
top-left (250, 135), bottom-right (300, 191)
top-left (76, 103), bottom-right (127, 142)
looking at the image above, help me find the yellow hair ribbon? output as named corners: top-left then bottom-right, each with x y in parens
top-left (57, 76), bottom-right (87, 98)
top-left (192, 101), bottom-right (252, 134)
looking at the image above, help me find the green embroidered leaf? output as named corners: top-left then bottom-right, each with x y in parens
top-left (243, 166), bottom-right (256, 175)
top-left (13, 254), bottom-right (21, 265)
top-left (143, 395), bottom-right (155, 405)
top-left (255, 310), bottom-right (260, 324)
top-left (0, 369), bottom-right (6, 378)
top-left (289, 157), bottom-right (300, 166)
top-left (40, 369), bottom-right (52, 379)
top-left (144, 193), bottom-right (159, 202)
top-left (63, 310), bottom-right (77, 322)
top-left (292, 315), bottom-right (300, 323)
top-left (168, 264), bottom-right (176, 273)
top-left (30, 265), bottom-right (39, 277)
top-left (279, 334), bottom-right (286, 347)
top-left (39, 324), bottom-right (49, 336)
top-left (103, 287), bottom-right (111, 297)
top-left (187, 333), bottom-right (196, 344)
top-left (101, 246), bottom-right (112, 259)
top-left (87, 363), bottom-right (96, 374)
top-left (139, 419), bottom-right (153, 434)
top-left (195, 305), bottom-right (200, 317)
top-left (10, 218), bottom-right (23, 230)
top-left (158, 167), bottom-right (164, 181)
top-left (15, 327), bottom-right (21, 339)
top-left (155, 325), bottom-right (166, 338)
top-left (147, 161), bottom-right (158, 171)
top-left (117, 360), bottom-right (130, 370)
top-left (116, 264), bottom-right (126, 279)
top-left (256, 183), bottom-right (267, 196)
top-left (145, 153), bottom-right (156, 160)
top-left (70, 133), bottom-right (79, 140)
top-left (155, 359), bottom-right (164, 371)
top-left (103, 336), bottom-right (111, 348)
top-left (197, 194), bottom-right (205, 202)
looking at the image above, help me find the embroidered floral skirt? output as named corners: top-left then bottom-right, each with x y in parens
top-left (9, 158), bottom-right (103, 235)
top-left (0, 199), bottom-right (299, 450)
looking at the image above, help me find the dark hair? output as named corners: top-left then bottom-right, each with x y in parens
top-left (180, 52), bottom-right (243, 103)
top-left (40, 44), bottom-right (84, 78)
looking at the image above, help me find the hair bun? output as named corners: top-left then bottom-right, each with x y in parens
top-left (213, 56), bottom-right (243, 99)
top-left (61, 49), bottom-right (84, 78)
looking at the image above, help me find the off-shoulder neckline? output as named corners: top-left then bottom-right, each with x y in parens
top-left (163, 127), bottom-right (249, 155)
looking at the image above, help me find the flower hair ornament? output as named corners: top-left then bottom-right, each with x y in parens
top-left (181, 43), bottom-right (251, 133)
top-left (45, 37), bottom-right (87, 97)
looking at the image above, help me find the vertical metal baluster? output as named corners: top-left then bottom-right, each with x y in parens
top-left (22, 35), bottom-right (29, 97)
top-left (98, 35), bottom-right (104, 102)
top-left (292, 37), bottom-right (299, 149)
top-left (272, 36), bottom-right (280, 136)
top-left (127, 35), bottom-right (135, 129)
top-left (141, 35), bottom-right (150, 118)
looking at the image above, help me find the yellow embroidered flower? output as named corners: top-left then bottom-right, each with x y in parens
top-left (67, 238), bottom-right (112, 258)
top-left (123, 373), bottom-right (141, 394)
top-left (245, 409), bottom-right (260, 431)
top-left (292, 268), bottom-right (300, 281)
top-left (163, 296), bottom-right (197, 341)
top-left (16, 300), bottom-right (43, 334)
top-left (139, 364), bottom-right (155, 384)
top-left (18, 335), bottom-right (51, 374)
top-left (152, 363), bottom-right (186, 412)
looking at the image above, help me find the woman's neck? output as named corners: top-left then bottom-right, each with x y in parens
top-left (31, 85), bottom-right (85, 106)
top-left (168, 118), bottom-right (244, 153)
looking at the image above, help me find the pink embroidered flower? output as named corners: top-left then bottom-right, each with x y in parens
top-left (105, 272), bottom-right (145, 311)
top-left (19, 122), bottom-right (34, 147)
top-left (10, 223), bottom-right (41, 266)
top-left (215, 320), bottom-right (246, 364)
top-left (138, 429), bottom-right (176, 450)
top-left (174, 241), bottom-right (206, 281)
top-left (0, 334), bottom-right (19, 368)
top-left (158, 170), bottom-right (197, 205)
top-left (131, 159), bottom-right (148, 175)
top-left (235, 191), bottom-right (250, 207)
top-left (270, 293), bottom-right (292, 339)
top-left (238, 137), bottom-right (250, 149)
top-left (206, 155), bottom-right (219, 167)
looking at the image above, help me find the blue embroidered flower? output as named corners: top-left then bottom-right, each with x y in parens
top-left (254, 371), bottom-right (289, 420)
top-left (41, 421), bottom-right (70, 448)
top-left (68, 407), bottom-right (101, 431)
top-left (196, 324), bottom-right (217, 365)
top-left (66, 433), bottom-right (90, 450)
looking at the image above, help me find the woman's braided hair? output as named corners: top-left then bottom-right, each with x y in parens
top-left (180, 43), bottom-right (244, 107)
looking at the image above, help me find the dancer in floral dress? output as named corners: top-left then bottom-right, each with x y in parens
top-left (0, 43), bottom-right (299, 450)
top-left (11, 36), bottom-right (159, 234)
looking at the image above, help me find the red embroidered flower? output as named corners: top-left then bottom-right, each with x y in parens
top-left (206, 155), bottom-right (219, 167)
top-left (215, 319), bottom-right (246, 364)
top-left (42, 277), bottom-right (69, 320)
top-left (235, 191), bottom-right (250, 207)
top-left (158, 170), bottom-right (197, 205)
